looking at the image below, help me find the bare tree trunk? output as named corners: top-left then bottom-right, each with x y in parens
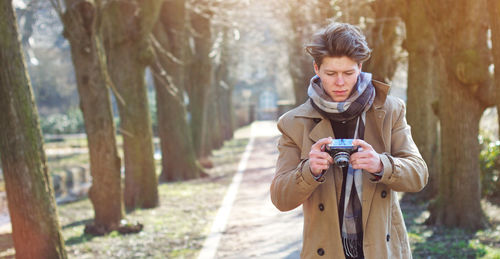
top-left (487, 0), bottom-right (500, 196)
top-left (207, 37), bottom-right (224, 151)
top-left (214, 29), bottom-right (235, 141)
top-left (425, 0), bottom-right (493, 230)
top-left (152, 0), bottom-right (204, 181)
top-left (287, 0), bottom-right (315, 106)
top-left (207, 92), bottom-right (224, 150)
top-left (399, 0), bottom-right (441, 201)
top-left (363, 0), bottom-right (401, 82)
top-left (102, 0), bottom-right (162, 211)
top-left (216, 83), bottom-right (234, 141)
top-left (61, 0), bottom-right (124, 233)
top-left (0, 1), bottom-right (67, 257)
top-left (289, 45), bottom-right (314, 106)
top-left (487, 1), bottom-right (500, 182)
top-left (185, 2), bottom-right (214, 158)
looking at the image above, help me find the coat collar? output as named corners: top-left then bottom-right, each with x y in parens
top-left (371, 80), bottom-right (390, 109)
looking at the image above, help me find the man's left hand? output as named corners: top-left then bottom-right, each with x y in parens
top-left (350, 139), bottom-right (383, 174)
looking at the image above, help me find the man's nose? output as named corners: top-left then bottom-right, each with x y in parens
top-left (335, 75), bottom-right (344, 85)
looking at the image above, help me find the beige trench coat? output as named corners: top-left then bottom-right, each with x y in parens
top-left (270, 81), bottom-right (428, 259)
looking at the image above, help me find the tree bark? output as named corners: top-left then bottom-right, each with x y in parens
top-left (487, 0), bottom-right (500, 150)
top-left (207, 92), bottom-right (224, 151)
top-left (102, 0), bottom-right (161, 211)
top-left (0, 1), bottom-right (67, 257)
top-left (214, 29), bottom-right (235, 142)
top-left (363, 0), bottom-right (401, 82)
top-left (185, 2), bottom-right (214, 158)
top-left (152, 0), bottom-right (204, 181)
top-left (216, 83), bottom-right (234, 141)
top-left (287, 0), bottom-right (315, 106)
top-left (399, 0), bottom-right (441, 201)
top-left (425, 0), bottom-right (490, 230)
top-left (61, 0), bottom-right (124, 233)
top-left (487, 0), bottom-right (500, 194)
top-left (206, 30), bottom-right (225, 151)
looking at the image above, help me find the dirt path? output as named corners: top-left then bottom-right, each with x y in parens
top-left (214, 121), bottom-right (303, 259)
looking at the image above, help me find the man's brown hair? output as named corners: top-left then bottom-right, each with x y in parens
top-left (305, 22), bottom-right (371, 67)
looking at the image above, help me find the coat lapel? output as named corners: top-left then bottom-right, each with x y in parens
top-left (292, 100), bottom-right (335, 143)
top-left (308, 118), bottom-right (335, 143)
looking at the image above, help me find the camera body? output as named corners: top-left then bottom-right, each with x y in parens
top-left (325, 139), bottom-right (359, 168)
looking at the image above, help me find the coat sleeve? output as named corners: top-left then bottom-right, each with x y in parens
top-left (376, 99), bottom-right (429, 192)
top-left (270, 116), bottom-right (323, 212)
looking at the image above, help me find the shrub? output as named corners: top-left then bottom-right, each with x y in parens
top-left (479, 134), bottom-right (500, 197)
top-left (40, 109), bottom-right (85, 134)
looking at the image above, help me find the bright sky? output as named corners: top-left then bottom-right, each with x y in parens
top-left (12, 0), bottom-right (27, 9)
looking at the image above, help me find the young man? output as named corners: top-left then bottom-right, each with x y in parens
top-left (270, 23), bottom-right (428, 259)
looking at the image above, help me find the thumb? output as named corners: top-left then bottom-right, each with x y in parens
top-left (312, 137), bottom-right (333, 151)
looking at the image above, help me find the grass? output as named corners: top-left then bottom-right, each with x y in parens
top-left (402, 195), bottom-right (500, 259)
top-left (44, 136), bottom-right (90, 149)
top-left (55, 133), bottom-right (250, 258)
top-left (59, 182), bottom-right (223, 258)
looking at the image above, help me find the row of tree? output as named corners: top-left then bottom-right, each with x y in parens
top-left (280, 0), bottom-right (500, 231)
top-left (3, 0), bottom-right (500, 257)
top-left (0, 0), bottom-right (240, 257)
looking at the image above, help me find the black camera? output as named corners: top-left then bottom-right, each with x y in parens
top-left (325, 139), bottom-right (359, 167)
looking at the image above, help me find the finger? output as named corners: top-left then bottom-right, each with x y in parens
top-left (318, 137), bottom-right (333, 151)
top-left (313, 157), bottom-right (333, 167)
top-left (351, 158), bottom-right (371, 167)
top-left (350, 151), bottom-right (374, 160)
top-left (309, 150), bottom-right (331, 160)
top-left (311, 157), bottom-right (328, 166)
top-left (353, 157), bottom-right (376, 165)
top-left (352, 139), bottom-right (373, 151)
top-left (327, 155), bottom-right (334, 164)
top-left (350, 151), bottom-right (375, 161)
top-left (315, 151), bottom-right (334, 164)
top-left (310, 162), bottom-right (330, 173)
top-left (311, 137), bottom-right (333, 151)
top-left (350, 152), bottom-right (362, 160)
top-left (317, 151), bottom-right (333, 161)
top-left (352, 159), bottom-right (378, 171)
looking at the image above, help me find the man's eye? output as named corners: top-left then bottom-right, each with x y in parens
top-left (327, 73), bottom-right (336, 76)
top-left (345, 72), bottom-right (354, 76)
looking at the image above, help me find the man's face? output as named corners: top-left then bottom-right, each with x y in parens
top-left (314, 56), bottom-right (362, 102)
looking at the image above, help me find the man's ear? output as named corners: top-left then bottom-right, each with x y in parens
top-left (314, 62), bottom-right (320, 75)
top-left (358, 63), bottom-right (363, 71)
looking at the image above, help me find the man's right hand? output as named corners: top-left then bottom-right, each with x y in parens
top-left (309, 137), bottom-right (334, 176)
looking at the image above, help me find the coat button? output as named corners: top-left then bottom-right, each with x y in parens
top-left (386, 234), bottom-right (390, 242)
top-left (313, 118), bottom-right (321, 123)
top-left (318, 203), bottom-right (324, 211)
top-left (381, 190), bottom-right (387, 198)
top-left (317, 248), bottom-right (325, 256)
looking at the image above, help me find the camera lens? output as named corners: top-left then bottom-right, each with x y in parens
top-left (334, 152), bottom-right (350, 167)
